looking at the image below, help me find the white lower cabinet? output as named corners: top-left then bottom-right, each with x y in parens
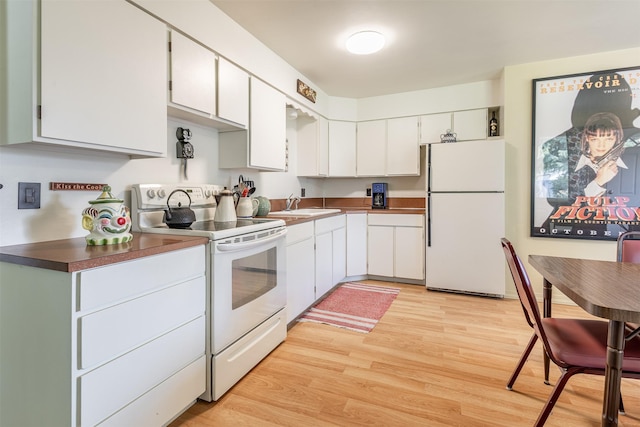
top-left (367, 214), bottom-right (425, 281)
top-left (346, 213), bottom-right (367, 277)
top-left (315, 215), bottom-right (346, 298)
top-left (0, 245), bottom-right (207, 427)
top-left (286, 222), bottom-right (316, 322)
top-left (285, 216), bottom-right (347, 321)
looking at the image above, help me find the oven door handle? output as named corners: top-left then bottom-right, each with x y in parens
top-left (216, 228), bottom-right (288, 252)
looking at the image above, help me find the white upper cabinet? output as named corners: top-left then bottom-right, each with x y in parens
top-left (453, 109), bottom-right (488, 141)
top-left (420, 109), bottom-right (488, 144)
top-left (356, 120), bottom-right (387, 176)
top-left (4, 0), bottom-right (167, 156)
top-left (218, 78), bottom-right (286, 170)
top-left (328, 121), bottom-right (357, 177)
top-left (297, 115), bottom-right (328, 177)
top-left (387, 116), bottom-right (420, 175)
top-left (169, 30), bottom-right (216, 116)
top-left (356, 117), bottom-right (419, 177)
top-left (217, 57), bottom-right (249, 127)
top-left (249, 78), bottom-right (286, 170)
top-left (318, 117), bottom-right (329, 176)
top-left (419, 113), bottom-right (452, 144)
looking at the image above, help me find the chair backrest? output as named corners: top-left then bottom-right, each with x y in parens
top-left (617, 231), bottom-right (640, 263)
top-left (500, 238), bottom-right (548, 344)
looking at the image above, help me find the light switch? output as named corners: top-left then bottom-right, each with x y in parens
top-left (18, 182), bottom-right (41, 209)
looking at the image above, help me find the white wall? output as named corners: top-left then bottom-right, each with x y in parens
top-left (0, 119), bottom-right (211, 245)
top-left (503, 47), bottom-right (640, 301)
top-left (0, 114), bottom-right (331, 246)
top-left (356, 79), bottom-right (502, 121)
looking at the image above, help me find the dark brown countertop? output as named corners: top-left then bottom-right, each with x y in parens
top-left (0, 233), bottom-right (209, 272)
top-left (265, 207), bottom-right (425, 226)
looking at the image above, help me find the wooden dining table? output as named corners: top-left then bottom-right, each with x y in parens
top-left (529, 255), bottom-right (640, 427)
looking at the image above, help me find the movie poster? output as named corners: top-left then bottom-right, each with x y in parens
top-left (531, 66), bottom-right (640, 240)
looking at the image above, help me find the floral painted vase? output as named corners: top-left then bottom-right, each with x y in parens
top-left (82, 185), bottom-right (133, 245)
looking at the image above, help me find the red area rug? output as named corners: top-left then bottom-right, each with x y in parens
top-left (298, 282), bottom-right (400, 333)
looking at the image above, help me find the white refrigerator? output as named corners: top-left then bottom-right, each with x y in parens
top-left (426, 139), bottom-right (506, 297)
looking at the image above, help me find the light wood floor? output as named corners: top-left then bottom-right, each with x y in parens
top-left (170, 280), bottom-right (640, 427)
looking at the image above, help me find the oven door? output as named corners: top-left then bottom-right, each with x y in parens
top-left (210, 228), bottom-right (287, 353)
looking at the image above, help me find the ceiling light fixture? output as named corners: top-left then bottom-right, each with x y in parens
top-left (345, 31), bottom-right (386, 55)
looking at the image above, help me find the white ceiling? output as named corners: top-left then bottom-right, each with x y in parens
top-left (210, 0), bottom-right (640, 99)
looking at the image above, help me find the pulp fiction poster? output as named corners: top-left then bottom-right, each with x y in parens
top-left (531, 66), bottom-right (640, 240)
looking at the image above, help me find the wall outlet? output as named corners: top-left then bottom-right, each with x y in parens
top-left (366, 188), bottom-right (371, 197)
top-left (301, 188), bottom-right (306, 197)
top-left (18, 182), bottom-right (41, 209)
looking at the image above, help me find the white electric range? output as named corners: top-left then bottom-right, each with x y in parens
top-left (131, 183), bottom-right (288, 401)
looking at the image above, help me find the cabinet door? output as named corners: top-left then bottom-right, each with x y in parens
top-left (297, 116), bottom-right (321, 176)
top-left (318, 117), bottom-right (329, 176)
top-left (395, 227), bottom-right (424, 280)
top-left (40, 0), bottom-right (166, 155)
top-left (249, 78), bottom-right (286, 170)
top-left (169, 30), bottom-right (216, 115)
top-left (419, 113), bottom-right (452, 144)
top-left (387, 116), bottom-right (420, 175)
top-left (315, 232), bottom-right (334, 298)
top-left (356, 120), bottom-right (386, 176)
top-left (453, 109), bottom-right (487, 141)
top-left (328, 121), bottom-right (356, 176)
top-left (346, 214), bottom-right (367, 276)
top-left (286, 237), bottom-right (315, 322)
top-left (218, 57), bottom-right (249, 126)
top-left (297, 116), bottom-right (329, 177)
top-left (332, 227), bottom-right (346, 285)
top-left (367, 226), bottom-right (394, 277)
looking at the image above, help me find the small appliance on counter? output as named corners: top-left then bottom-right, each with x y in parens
top-left (372, 182), bottom-right (388, 209)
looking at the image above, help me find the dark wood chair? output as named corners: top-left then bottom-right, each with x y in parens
top-left (617, 231), bottom-right (640, 343)
top-left (501, 238), bottom-right (640, 426)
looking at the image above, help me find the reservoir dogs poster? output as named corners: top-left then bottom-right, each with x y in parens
top-left (531, 66), bottom-right (640, 240)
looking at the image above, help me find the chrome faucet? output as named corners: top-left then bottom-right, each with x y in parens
top-left (285, 193), bottom-right (301, 211)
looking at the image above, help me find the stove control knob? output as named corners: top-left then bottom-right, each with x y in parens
top-left (204, 189), bottom-right (212, 198)
top-left (146, 189), bottom-right (156, 199)
top-left (157, 189), bottom-right (166, 199)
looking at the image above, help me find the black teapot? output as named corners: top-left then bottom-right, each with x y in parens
top-left (163, 189), bottom-right (196, 228)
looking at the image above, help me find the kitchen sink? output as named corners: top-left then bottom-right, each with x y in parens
top-left (268, 208), bottom-right (341, 217)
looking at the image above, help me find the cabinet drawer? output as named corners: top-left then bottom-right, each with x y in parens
top-left (286, 222), bottom-right (314, 246)
top-left (315, 215), bottom-right (345, 234)
top-left (78, 245), bottom-right (205, 311)
top-left (79, 276), bottom-right (205, 369)
top-left (213, 309), bottom-right (286, 400)
top-left (367, 214), bottom-right (424, 227)
top-left (97, 355), bottom-right (206, 427)
top-left (79, 316), bottom-right (205, 426)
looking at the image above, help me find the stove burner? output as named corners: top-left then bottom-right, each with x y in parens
top-left (166, 224), bottom-right (193, 229)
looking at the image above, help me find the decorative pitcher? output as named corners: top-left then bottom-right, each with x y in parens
top-left (236, 197), bottom-right (259, 218)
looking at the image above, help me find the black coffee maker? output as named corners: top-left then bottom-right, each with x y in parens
top-left (371, 183), bottom-right (388, 209)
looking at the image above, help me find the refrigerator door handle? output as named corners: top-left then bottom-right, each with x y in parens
top-left (427, 144), bottom-right (432, 247)
top-left (427, 194), bottom-right (432, 247)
